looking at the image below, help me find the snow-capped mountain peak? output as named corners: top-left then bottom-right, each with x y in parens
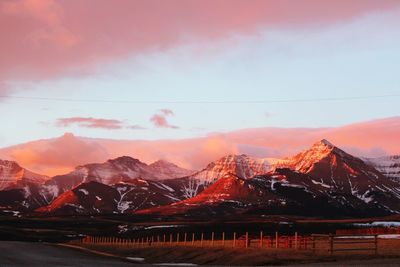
top-left (189, 154), bottom-right (274, 185)
top-left (0, 159), bottom-right (47, 190)
top-left (108, 156), bottom-right (145, 168)
top-left (274, 139), bottom-right (344, 173)
top-left (147, 159), bottom-right (195, 179)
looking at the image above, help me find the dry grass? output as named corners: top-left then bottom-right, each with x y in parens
top-left (74, 239), bottom-right (400, 266)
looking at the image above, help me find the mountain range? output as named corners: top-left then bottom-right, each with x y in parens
top-left (1, 139), bottom-right (400, 218)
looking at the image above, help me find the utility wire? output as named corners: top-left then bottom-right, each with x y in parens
top-left (0, 94), bottom-right (399, 104)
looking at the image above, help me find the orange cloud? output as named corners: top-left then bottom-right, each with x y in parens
top-left (0, 117), bottom-right (399, 176)
top-left (1, 133), bottom-right (109, 176)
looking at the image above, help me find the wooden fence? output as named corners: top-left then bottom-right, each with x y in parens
top-left (70, 231), bottom-right (380, 255)
top-left (70, 231), bottom-right (312, 250)
top-left (312, 234), bottom-right (378, 255)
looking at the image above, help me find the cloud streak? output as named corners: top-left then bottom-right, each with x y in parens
top-left (56, 117), bottom-right (123, 129)
top-left (55, 117), bottom-right (145, 130)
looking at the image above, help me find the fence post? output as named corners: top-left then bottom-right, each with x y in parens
top-left (275, 232), bottom-right (279, 248)
top-left (184, 233), bottom-right (187, 245)
top-left (200, 233), bottom-right (204, 247)
top-left (260, 231), bottom-right (263, 248)
top-left (312, 236), bottom-right (316, 254)
top-left (233, 232), bottom-right (236, 247)
top-left (374, 235), bottom-right (378, 255)
top-left (163, 234), bottom-right (166, 243)
top-left (295, 232), bottom-right (298, 250)
top-left (177, 233), bottom-right (180, 246)
top-left (211, 232), bottom-right (215, 246)
top-left (245, 232), bottom-right (249, 248)
top-left (329, 234), bottom-right (334, 256)
top-left (192, 233), bottom-right (195, 246)
top-left (222, 232), bottom-right (225, 246)
top-left (170, 234), bottom-right (173, 245)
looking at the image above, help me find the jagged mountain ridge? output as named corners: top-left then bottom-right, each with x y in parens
top-left (45, 156), bottom-right (195, 194)
top-left (0, 156), bottom-right (194, 213)
top-left (2, 139), bottom-right (400, 217)
top-left (136, 140), bottom-right (400, 217)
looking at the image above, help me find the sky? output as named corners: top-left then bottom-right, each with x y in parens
top-left (0, 0), bottom-right (399, 173)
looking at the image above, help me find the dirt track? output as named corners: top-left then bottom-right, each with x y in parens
top-left (0, 241), bottom-right (137, 267)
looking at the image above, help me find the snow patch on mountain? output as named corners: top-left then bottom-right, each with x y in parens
top-left (190, 154), bottom-right (276, 185)
top-left (364, 155), bottom-right (400, 180)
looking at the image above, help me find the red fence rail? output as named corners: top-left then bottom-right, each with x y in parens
top-left (70, 231), bottom-right (392, 255)
top-left (336, 227), bottom-right (400, 236)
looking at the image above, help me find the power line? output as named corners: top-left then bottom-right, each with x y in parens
top-left (0, 94), bottom-right (399, 104)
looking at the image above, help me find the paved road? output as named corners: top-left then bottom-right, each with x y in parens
top-left (1, 241), bottom-right (400, 267)
top-left (0, 241), bottom-right (141, 267)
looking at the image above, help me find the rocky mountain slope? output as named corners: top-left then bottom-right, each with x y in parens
top-left (0, 160), bottom-right (48, 191)
top-left (364, 155), bottom-right (400, 181)
top-left (170, 154), bottom-right (275, 199)
top-left (36, 179), bottom-right (182, 215)
top-left (0, 160), bottom-right (55, 212)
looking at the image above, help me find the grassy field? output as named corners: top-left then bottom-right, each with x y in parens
top-left (2, 214), bottom-right (400, 265)
top-left (2, 213), bottom-right (400, 242)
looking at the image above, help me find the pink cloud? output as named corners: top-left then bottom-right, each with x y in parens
top-left (1, 0), bottom-right (399, 93)
top-left (150, 109), bottom-right (178, 129)
top-left (1, 0), bottom-right (77, 48)
top-left (0, 117), bottom-right (399, 177)
top-left (56, 117), bottom-right (124, 129)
